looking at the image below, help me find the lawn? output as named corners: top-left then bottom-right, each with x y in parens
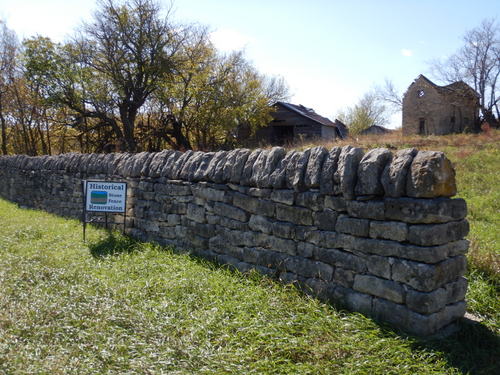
top-left (0, 132), bottom-right (499, 374)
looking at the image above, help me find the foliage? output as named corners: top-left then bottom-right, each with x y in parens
top-left (0, 0), bottom-right (288, 154)
top-left (337, 91), bottom-right (388, 135)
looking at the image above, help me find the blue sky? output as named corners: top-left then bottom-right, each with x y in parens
top-left (1, 0), bottom-right (499, 128)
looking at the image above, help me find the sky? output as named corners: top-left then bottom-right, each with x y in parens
top-left (1, 0), bottom-right (499, 128)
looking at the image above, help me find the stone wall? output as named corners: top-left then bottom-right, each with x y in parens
top-left (0, 146), bottom-right (470, 336)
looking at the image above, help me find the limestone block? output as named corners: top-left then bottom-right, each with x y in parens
top-left (407, 219), bottom-right (469, 246)
top-left (185, 220), bottom-right (215, 239)
top-left (384, 197), bottom-right (467, 224)
top-left (353, 274), bottom-right (405, 304)
top-left (285, 257), bottom-right (333, 280)
top-left (313, 209), bottom-right (339, 231)
top-left (248, 188), bottom-right (271, 198)
top-left (222, 149), bottom-right (240, 182)
top-left (241, 149), bottom-right (262, 186)
top-left (269, 151), bottom-right (295, 189)
top-left (314, 247), bottom-right (366, 272)
top-left (407, 151), bottom-right (457, 198)
top-left (179, 151), bottom-right (203, 180)
top-left (230, 149), bottom-right (251, 183)
top-left (319, 147), bottom-right (341, 194)
top-left (186, 203), bottom-right (206, 223)
top-left (381, 148), bottom-right (417, 197)
top-left (276, 204), bottom-right (313, 226)
top-left (270, 189), bottom-right (295, 206)
top-left (366, 255), bottom-right (393, 279)
top-left (369, 221), bottom-right (408, 242)
top-left (355, 148), bottom-right (392, 196)
top-left (297, 241), bottom-right (315, 258)
top-left (203, 151), bottom-right (225, 182)
top-left (191, 185), bottom-right (225, 202)
top-left (324, 195), bottom-right (347, 212)
top-left (334, 146), bottom-right (364, 199)
top-left (304, 146), bottom-right (328, 188)
top-left (160, 151), bottom-right (181, 178)
top-left (344, 289), bottom-right (373, 316)
top-left (233, 193), bottom-right (275, 217)
top-left (346, 200), bottom-right (384, 220)
top-left (213, 202), bottom-right (249, 222)
top-left (211, 152), bottom-right (229, 183)
top-left (250, 149), bottom-right (268, 186)
top-left (392, 255), bottom-right (467, 292)
top-left (333, 268), bottom-right (355, 288)
top-left (146, 150), bottom-right (173, 177)
top-left (218, 216), bottom-right (249, 231)
top-left (248, 214), bottom-right (273, 234)
top-left (336, 215), bottom-right (369, 237)
top-left (255, 233), bottom-right (297, 256)
top-left (272, 221), bottom-right (296, 239)
top-left (257, 146), bottom-right (286, 188)
top-left (285, 151), bottom-right (301, 188)
top-left (296, 191), bottom-right (324, 211)
top-left (170, 150), bottom-right (194, 180)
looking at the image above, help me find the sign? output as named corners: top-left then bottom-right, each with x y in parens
top-left (84, 180), bottom-right (127, 213)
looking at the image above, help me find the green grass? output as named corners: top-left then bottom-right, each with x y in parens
top-left (0, 199), bottom-right (499, 374)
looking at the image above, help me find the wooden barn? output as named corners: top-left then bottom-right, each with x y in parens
top-left (255, 102), bottom-right (348, 145)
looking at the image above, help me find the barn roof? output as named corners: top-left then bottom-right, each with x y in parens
top-left (274, 102), bottom-right (337, 127)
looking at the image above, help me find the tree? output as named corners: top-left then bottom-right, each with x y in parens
top-left (0, 20), bottom-right (18, 154)
top-left (337, 91), bottom-right (388, 135)
top-left (143, 27), bottom-right (289, 151)
top-left (431, 18), bottom-right (500, 127)
top-left (23, 0), bottom-right (184, 152)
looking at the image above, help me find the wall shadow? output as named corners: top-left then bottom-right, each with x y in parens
top-left (410, 319), bottom-right (499, 375)
top-left (88, 231), bottom-right (142, 258)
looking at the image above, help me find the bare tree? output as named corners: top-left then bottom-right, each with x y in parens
top-left (431, 19), bottom-right (500, 126)
top-left (375, 79), bottom-right (403, 112)
top-left (0, 20), bottom-right (18, 154)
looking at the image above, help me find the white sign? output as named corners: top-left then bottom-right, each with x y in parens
top-left (84, 180), bottom-right (127, 213)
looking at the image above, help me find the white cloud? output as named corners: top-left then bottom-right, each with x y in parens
top-left (210, 28), bottom-right (254, 52)
top-left (401, 49), bottom-right (413, 57)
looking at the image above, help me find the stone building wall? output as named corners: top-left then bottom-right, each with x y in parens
top-left (0, 146), bottom-right (470, 336)
top-left (403, 75), bottom-right (479, 136)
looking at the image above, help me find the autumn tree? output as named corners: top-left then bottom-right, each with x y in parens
top-left (0, 20), bottom-right (18, 154)
top-left (431, 18), bottom-right (500, 127)
top-left (141, 27), bottom-right (289, 151)
top-left (337, 91), bottom-right (388, 135)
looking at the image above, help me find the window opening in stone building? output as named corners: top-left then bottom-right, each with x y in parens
top-left (419, 118), bottom-right (426, 134)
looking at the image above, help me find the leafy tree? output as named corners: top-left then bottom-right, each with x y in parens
top-left (0, 20), bottom-right (18, 154)
top-left (431, 18), bottom-right (500, 127)
top-left (337, 91), bottom-right (388, 135)
top-left (141, 28), bottom-right (289, 151)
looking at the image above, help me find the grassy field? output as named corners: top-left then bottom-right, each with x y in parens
top-left (0, 132), bottom-right (499, 374)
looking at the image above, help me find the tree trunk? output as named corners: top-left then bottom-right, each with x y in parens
top-left (0, 100), bottom-right (7, 155)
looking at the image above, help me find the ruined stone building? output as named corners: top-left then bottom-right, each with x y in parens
top-left (402, 75), bottom-right (480, 136)
top-left (256, 102), bottom-right (348, 145)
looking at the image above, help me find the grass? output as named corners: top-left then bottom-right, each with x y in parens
top-left (0, 203), bottom-right (499, 374)
top-left (1, 131), bottom-right (499, 374)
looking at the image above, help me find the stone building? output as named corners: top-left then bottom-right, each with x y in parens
top-left (402, 75), bottom-right (480, 136)
top-left (255, 102), bottom-right (348, 145)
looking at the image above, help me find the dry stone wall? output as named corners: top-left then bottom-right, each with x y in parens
top-left (0, 146), bottom-right (469, 336)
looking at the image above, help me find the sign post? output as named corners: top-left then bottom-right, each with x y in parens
top-left (82, 180), bottom-right (127, 242)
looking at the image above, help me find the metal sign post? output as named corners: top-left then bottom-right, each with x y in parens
top-left (82, 180), bottom-right (128, 242)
